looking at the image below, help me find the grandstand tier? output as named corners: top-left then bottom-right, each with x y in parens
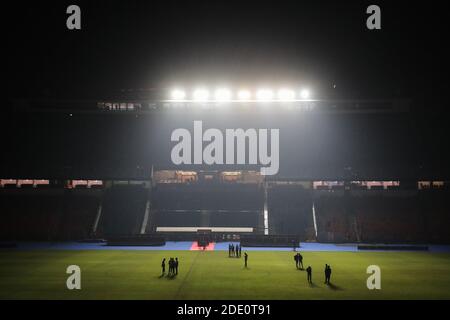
top-left (1, 179), bottom-right (449, 244)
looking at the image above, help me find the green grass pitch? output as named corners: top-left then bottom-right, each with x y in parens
top-left (1, 250), bottom-right (450, 299)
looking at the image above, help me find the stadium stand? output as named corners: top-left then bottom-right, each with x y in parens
top-left (149, 182), bottom-right (264, 234)
top-left (313, 189), bottom-right (450, 244)
top-left (418, 189), bottom-right (450, 243)
top-left (314, 191), bottom-right (357, 242)
top-left (268, 185), bottom-right (314, 239)
top-left (353, 192), bottom-right (425, 243)
top-left (152, 183), bottom-right (264, 211)
top-left (1, 181), bottom-right (449, 244)
top-left (0, 189), bottom-right (100, 241)
top-left (96, 185), bottom-right (147, 237)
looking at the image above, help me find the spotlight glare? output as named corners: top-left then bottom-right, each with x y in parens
top-left (170, 89), bottom-right (186, 100)
top-left (193, 88), bottom-right (210, 101)
top-left (300, 89), bottom-right (310, 99)
top-left (278, 88), bottom-right (296, 101)
top-left (214, 88), bottom-right (232, 102)
top-left (237, 90), bottom-right (251, 101)
top-left (256, 89), bottom-right (274, 101)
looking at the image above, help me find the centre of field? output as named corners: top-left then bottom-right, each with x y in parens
top-left (1, 250), bottom-right (450, 299)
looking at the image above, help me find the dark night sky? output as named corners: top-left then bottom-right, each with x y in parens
top-left (4, 0), bottom-right (450, 103)
top-left (2, 0), bottom-right (450, 179)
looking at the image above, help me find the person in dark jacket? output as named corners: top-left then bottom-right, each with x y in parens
top-left (298, 253), bottom-right (304, 270)
top-left (324, 264), bottom-right (332, 284)
top-left (161, 258), bottom-right (166, 275)
top-left (306, 266), bottom-right (312, 284)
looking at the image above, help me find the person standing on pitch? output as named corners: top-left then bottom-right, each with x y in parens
top-left (175, 257), bottom-right (179, 275)
top-left (239, 244), bottom-right (242, 258)
top-left (228, 244), bottom-right (231, 257)
top-left (324, 264), bottom-right (332, 284)
top-left (235, 244), bottom-right (239, 258)
top-left (294, 253), bottom-right (299, 269)
top-left (231, 244), bottom-right (235, 257)
top-left (161, 258), bottom-right (166, 275)
top-left (306, 266), bottom-right (312, 284)
top-left (244, 252), bottom-right (248, 268)
top-left (169, 258), bottom-right (174, 276)
top-left (298, 252), bottom-right (304, 270)
top-left (327, 265), bottom-right (332, 284)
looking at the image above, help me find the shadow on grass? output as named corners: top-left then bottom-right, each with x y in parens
top-left (327, 283), bottom-right (344, 291)
top-left (167, 273), bottom-right (178, 280)
top-left (308, 282), bottom-right (320, 288)
top-left (157, 273), bottom-right (178, 280)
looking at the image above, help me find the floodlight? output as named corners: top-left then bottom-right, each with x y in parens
top-left (237, 90), bottom-right (252, 101)
top-left (214, 88), bottom-right (232, 102)
top-left (170, 89), bottom-right (186, 100)
top-left (277, 89), bottom-right (296, 101)
top-left (193, 88), bottom-right (210, 101)
top-left (256, 89), bottom-right (274, 101)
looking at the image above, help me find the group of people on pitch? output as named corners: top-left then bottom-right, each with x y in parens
top-left (295, 252), bottom-right (332, 285)
top-left (228, 243), bottom-right (242, 257)
top-left (159, 251), bottom-right (332, 282)
top-left (161, 257), bottom-right (179, 276)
